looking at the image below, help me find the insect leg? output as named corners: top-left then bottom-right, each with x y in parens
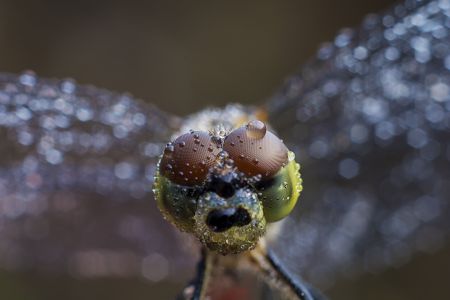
top-left (266, 249), bottom-right (327, 300)
top-left (177, 248), bottom-right (213, 300)
top-left (248, 244), bottom-right (327, 300)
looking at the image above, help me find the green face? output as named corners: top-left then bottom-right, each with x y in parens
top-left (153, 120), bottom-right (302, 254)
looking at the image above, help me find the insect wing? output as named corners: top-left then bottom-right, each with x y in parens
top-left (0, 72), bottom-right (196, 281)
top-left (267, 0), bottom-right (450, 288)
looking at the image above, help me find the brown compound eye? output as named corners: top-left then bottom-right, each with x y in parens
top-left (223, 120), bottom-right (288, 178)
top-left (160, 131), bottom-right (222, 186)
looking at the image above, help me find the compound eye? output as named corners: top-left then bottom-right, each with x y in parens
top-left (223, 120), bottom-right (288, 178)
top-left (160, 131), bottom-right (221, 186)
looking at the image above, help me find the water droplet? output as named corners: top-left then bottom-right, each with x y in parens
top-left (179, 141), bottom-right (186, 148)
top-left (338, 158), bottom-right (360, 179)
top-left (246, 120), bottom-right (267, 139)
top-left (164, 143), bottom-right (174, 154)
top-left (19, 71), bottom-right (37, 87)
top-left (61, 79), bottom-right (76, 94)
top-left (225, 158), bottom-right (234, 167)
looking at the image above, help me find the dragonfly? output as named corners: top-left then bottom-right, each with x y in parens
top-left (0, 0), bottom-right (450, 298)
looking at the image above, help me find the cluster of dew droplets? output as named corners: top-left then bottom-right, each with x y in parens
top-left (211, 123), bottom-right (228, 140)
top-left (159, 130), bottom-right (223, 186)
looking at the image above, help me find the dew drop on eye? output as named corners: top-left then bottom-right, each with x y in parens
top-left (246, 120), bottom-right (266, 139)
top-left (224, 120), bottom-right (288, 178)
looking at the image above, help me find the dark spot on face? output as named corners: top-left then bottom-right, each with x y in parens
top-left (206, 207), bottom-right (251, 232)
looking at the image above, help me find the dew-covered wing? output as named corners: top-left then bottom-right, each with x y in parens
top-left (267, 0), bottom-right (450, 288)
top-left (0, 72), bottom-right (196, 281)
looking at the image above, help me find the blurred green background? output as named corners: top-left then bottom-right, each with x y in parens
top-left (1, 0), bottom-right (449, 299)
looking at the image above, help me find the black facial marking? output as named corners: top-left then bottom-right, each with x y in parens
top-left (206, 207), bottom-right (251, 232)
top-left (207, 173), bottom-right (239, 198)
